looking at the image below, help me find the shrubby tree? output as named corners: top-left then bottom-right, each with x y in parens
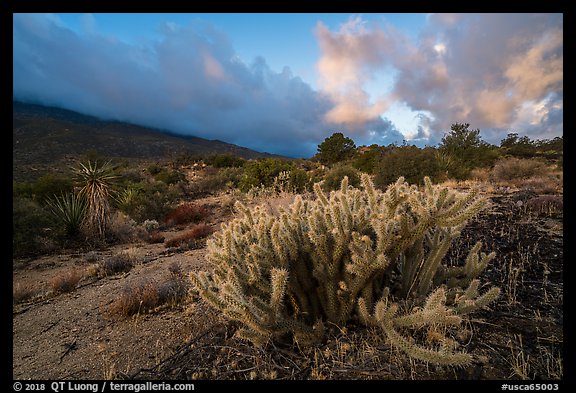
top-left (374, 145), bottom-right (441, 188)
top-left (438, 123), bottom-right (499, 179)
top-left (352, 144), bottom-right (387, 174)
top-left (315, 132), bottom-right (356, 165)
top-left (238, 158), bottom-right (295, 192)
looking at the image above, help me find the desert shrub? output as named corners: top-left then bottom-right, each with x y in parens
top-left (48, 269), bottom-right (83, 294)
top-left (191, 175), bottom-right (500, 365)
top-left (145, 231), bottom-right (165, 244)
top-left (373, 146), bottom-right (441, 189)
top-left (469, 167), bottom-right (491, 182)
top-left (247, 170), bottom-right (312, 198)
top-left (154, 169), bottom-right (186, 185)
top-left (13, 197), bottom-right (58, 257)
top-left (189, 166), bottom-right (246, 195)
top-left (147, 163), bottom-right (163, 176)
top-left (108, 281), bottom-right (160, 317)
top-left (239, 158), bottom-right (295, 192)
top-left (163, 203), bottom-right (210, 227)
top-left (108, 276), bottom-right (188, 317)
top-left (107, 211), bottom-right (143, 243)
top-left (118, 167), bottom-right (146, 184)
top-left (514, 175), bottom-right (562, 195)
top-left (13, 173), bottom-right (75, 203)
top-left (13, 283), bottom-right (43, 304)
top-left (205, 154), bottom-right (246, 168)
top-left (352, 145), bottom-right (387, 174)
top-left (164, 223), bottom-right (213, 248)
top-left (117, 181), bottom-right (180, 222)
top-left (157, 278), bottom-right (188, 305)
top-left (83, 251), bottom-right (101, 264)
top-left (288, 168), bottom-right (312, 193)
top-left (97, 252), bottom-right (136, 276)
top-left (491, 158), bottom-right (548, 181)
top-left (142, 219), bottom-right (160, 232)
top-left (321, 165), bottom-right (361, 191)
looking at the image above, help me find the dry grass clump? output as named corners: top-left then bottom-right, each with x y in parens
top-left (48, 269), bottom-right (84, 294)
top-left (107, 277), bottom-right (188, 317)
top-left (90, 250), bottom-right (138, 277)
top-left (164, 223), bottom-right (213, 248)
top-left (524, 195), bottom-right (563, 217)
top-left (13, 283), bottom-right (44, 304)
top-left (513, 175), bottom-right (562, 195)
top-left (145, 231), bottom-right (165, 244)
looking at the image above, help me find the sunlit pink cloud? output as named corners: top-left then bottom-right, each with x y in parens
top-left (315, 13), bottom-right (563, 144)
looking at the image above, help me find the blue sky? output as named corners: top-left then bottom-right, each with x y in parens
top-left (13, 13), bottom-right (563, 157)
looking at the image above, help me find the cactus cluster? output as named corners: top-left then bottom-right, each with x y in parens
top-left (190, 175), bottom-right (500, 365)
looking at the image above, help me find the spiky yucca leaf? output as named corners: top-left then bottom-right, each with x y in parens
top-left (73, 160), bottom-right (118, 238)
top-left (45, 192), bottom-right (87, 236)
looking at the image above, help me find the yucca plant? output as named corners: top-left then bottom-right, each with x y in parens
top-left (45, 192), bottom-right (87, 236)
top-left (114, 186), bottom-right (139, 211)
top-left (73, 160), bottom-right (118, 238)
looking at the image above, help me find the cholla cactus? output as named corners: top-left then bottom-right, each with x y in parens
top-left (190, 175), bottom-right (500, 365)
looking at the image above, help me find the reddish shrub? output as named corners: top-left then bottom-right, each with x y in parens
top-left (164, 223), bottom-right (213, 248)
top-left (163, 203), bottom-right (210, 227)
top-left (107, 281), bottom-right (160, 317)
top-left (145, 231), bottom-right (165, 244)
top-left (48, 269), bottom-right (83, 294)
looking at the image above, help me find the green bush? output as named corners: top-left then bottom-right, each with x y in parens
top-left (205, 154), bottom-right (246, 168)
top-left (185, 167), bottom-right (245, 195)
top-left (13, 197), bottom-right (57, 257)
top-left (147, 163), bottom-right (163, 176)
top-left (13, 173), bottom-right (74, 203)
top-left (352, 145), bottom-right (386, 174)
top-left (239, 158), bottom-right (295, 192)
top-left (287, 168), bottom-right (312, 193)
top-left (154, 169), bottom-right (186, 185)
top-left (373, 146), bottom-right (441, 189)
top-left (117, 181), bottom-right (180, 223)
top-left (439, 123), bottom-right (500, 179)
top-left (322, 164), bottom-right (361, 191)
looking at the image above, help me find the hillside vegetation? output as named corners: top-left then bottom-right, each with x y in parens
top-left (13, 109), bottom-right (563, 381)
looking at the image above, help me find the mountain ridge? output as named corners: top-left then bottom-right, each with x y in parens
top-left (13, 101), bottom-right (279, 170)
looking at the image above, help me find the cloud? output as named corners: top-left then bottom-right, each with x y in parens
top-left (392, 13), bottom-right (563, 144)
top-left (13, 13), bottom-right (562, 159)
top-left (13, 14), bottom-right (358, 157)
top-left (315, 17), bottom-right (395, 125)
top-left (315, 13), bottom-right (563, 146)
